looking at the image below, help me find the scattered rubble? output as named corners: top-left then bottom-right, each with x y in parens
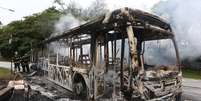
top-left (0, 72), bottom-right (75, 101)
top-left (25, 75), bottom-right (75, 101)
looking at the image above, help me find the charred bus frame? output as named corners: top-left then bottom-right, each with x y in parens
top-left (34, 8), bottom-right (182, 101)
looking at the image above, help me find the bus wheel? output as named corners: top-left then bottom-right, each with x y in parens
top-left (74, 82), bottom-right (83, 95)
top-left (175, 93), bottom-right (182, 101)
top-left (73, 81), bottom-right (88, 100)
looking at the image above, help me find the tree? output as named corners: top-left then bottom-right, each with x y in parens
top-left (54, 0), bottom-right (108, 21)
top-left (0, 7), bottom-right (62, 60)
top-left (0, 0), bottom-right (108, 60)
top-left (82, 0), bottom-right (108, 20)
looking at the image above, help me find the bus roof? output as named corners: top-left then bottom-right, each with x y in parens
top-left (43, 7), bottom-right (174, 44)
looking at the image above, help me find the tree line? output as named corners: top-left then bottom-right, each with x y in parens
top-left (0, 0), bottom-right (107, 60)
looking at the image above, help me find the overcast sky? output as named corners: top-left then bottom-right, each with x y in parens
top-left (0, 0), bottom-right (162, 25)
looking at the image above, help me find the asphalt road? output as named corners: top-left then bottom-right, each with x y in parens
top-left (182, 78), bottom-right (201, 101)
top-left (182, 86), bottom-right (201, 101)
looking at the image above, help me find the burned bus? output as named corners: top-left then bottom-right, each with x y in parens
top-left (33, 8), bottom-right (182, 101)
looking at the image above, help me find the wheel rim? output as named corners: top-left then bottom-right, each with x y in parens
top-left (75, 82), bottom-right (83, 95)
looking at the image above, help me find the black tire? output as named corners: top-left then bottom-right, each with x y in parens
top-left (73, 80), bottom-right (88, 100)
top-left (175, 93), bottom-right (182, 101)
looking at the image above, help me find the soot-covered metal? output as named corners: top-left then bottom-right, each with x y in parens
top-left (33, 7), bottom-right (182, 101)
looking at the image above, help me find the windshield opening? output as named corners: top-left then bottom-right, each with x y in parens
top-left (143, 39), bottom-right (177, 68)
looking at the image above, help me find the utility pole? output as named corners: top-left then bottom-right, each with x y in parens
top-left (9, 34), bottom-right (13, 74)
top-left (0, 21), bottom-right (2, 29)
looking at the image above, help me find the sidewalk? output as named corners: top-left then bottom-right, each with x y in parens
top-left (0, 61), bottom-right (13, 69)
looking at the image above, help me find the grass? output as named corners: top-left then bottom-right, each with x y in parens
top-left (0, 67), bottom-right (11, 80)
top-left (182, 68), bottom-right (201, 79)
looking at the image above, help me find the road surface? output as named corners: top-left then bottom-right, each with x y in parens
top-left (0, 61), bottom-right (12, 69)
top-left (182, 78), bottom-right (201, 101)
top-left (182, 86), bottom-right (201, 101)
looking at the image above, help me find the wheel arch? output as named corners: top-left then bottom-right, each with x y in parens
top-left (72, 72), bottom-right (90, 89)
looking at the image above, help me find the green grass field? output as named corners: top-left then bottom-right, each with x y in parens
top-left (182, 68), bottom-right (201, 79)
top-left (0, 67), bottom-right (11, 80)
